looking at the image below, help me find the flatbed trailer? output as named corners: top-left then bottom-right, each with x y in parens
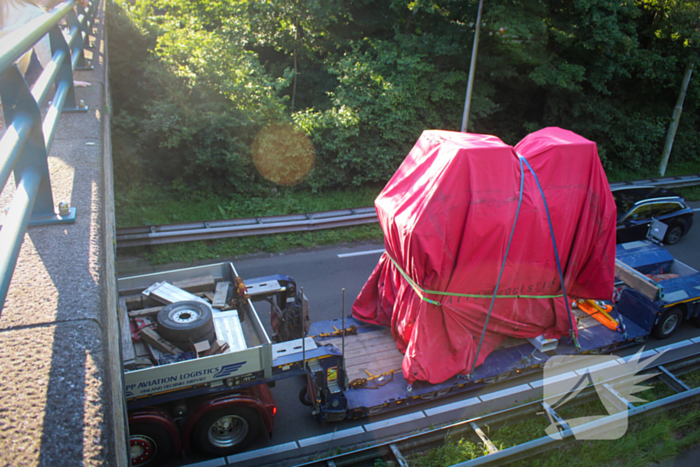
top-left (303, 241), bottom-right (700, 423)
top-left (306, 307), bottom-right (650, 422)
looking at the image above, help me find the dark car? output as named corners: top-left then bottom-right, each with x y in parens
top-left (613, 186), bottom-right (694, 244)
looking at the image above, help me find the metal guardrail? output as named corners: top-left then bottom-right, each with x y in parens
top-left (116, 207), bottom-right (379, 247)
top-left (116, 174), bottom-right (700, 248)
top-left (609, 173), bottom-right (700, 189)
top-left (0, 0), bottom-right (96, 311)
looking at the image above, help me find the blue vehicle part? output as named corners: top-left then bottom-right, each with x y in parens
top-left (245, 274), bottom-right (310, 342)
top-left (615, 241), bottom-right (700, 321)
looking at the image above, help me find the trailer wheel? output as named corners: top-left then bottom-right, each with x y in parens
top-left (193, 406), bottom-right (262, 456)
top-left (299, 386), bottom-right (313, 406)
top-left (129, 424), bottom-right (174, 466)
top-left (652, 307), bottom-right (683, 340)
top-left (156, 301), bottom-right (215, 351)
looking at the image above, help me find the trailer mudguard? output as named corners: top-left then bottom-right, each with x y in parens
top-left (615, 288), bottom-right (658, 333)
top-left (128, 408), bottom-right (182, 454)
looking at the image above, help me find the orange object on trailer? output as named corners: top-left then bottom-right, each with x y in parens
top-left (576, 299), bottom-right (621, 332)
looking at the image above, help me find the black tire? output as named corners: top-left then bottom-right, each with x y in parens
top-left (691, 315), bottom-right (700, 328)
top-left (652, 307), bottom-right (683, 340)
top-left (156, 301), bottom-right (215, 351)
top-left (192, 406), bottom-right (262, 456)
top-left (299, 386), bottom-right (313, 406)
top-left (664, 224), bottom-right (684, 245)
top-left (129, 423), bottom-right (174, 466)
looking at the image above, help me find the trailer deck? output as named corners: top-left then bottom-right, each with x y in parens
top-left (310, 303), bottom-right (652, 419)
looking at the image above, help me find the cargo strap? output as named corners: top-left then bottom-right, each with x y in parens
top-left (309, 325), bottom-right (360, 339)
top-left (384, 254), bottom-right (565, 307)
top-left (348, 369), bottom-right (397, 390)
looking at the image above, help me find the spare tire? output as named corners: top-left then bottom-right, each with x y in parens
top-left (156, 301), bottom-right (216, 351)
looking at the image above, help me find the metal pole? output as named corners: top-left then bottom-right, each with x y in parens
top-left (301, 287), bottom-right (306, 372)
top-left (460, 0), bottom-right (484, 133)
top-left (659, 61), bottom-right (694, 176)
top-left (342, 288), bottom-right (346, 390)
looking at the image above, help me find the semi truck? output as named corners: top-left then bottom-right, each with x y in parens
top-left (119, 241), bottom-right (700, 465)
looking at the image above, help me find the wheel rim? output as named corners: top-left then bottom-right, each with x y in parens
top-left (130, 435), bottom-right (156, 465)
top-left (171, 307), bottom-right (200, 323)
top-left (667, 227), bottom-right (682, 244)
top-left (662, 314), bottom-right (680, 335)
top-left (208, 414), bottom-right (249, 448)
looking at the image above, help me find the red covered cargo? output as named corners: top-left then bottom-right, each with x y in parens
top-left (352, 128), bottom-right (617, 384)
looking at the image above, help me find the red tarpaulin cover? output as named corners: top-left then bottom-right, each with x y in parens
top-left (351, 127), bottom-right (617, 384)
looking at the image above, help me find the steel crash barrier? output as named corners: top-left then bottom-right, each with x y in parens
top-left (0, 0), bottom-right (96, 311)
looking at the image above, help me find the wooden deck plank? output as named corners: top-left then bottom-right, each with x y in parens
top-left (346, 351), bottom-right (404, 369)
top-left (322, 330), bottom-right (404, 381)
top-left (333, 342), bottom-right (399, 358)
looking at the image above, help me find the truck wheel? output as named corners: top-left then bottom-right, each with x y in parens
top-left (156, 301), bottom-right (215, 351)
top-left (299, 386), bottom-right (313, 406)
top-left (192, 406), bottom-right (262, 456)
top-left (130, 424), bottom-right (174, 466)
top-left (652, 307), bottom-right (683, 340)
top-left (664, 225), bottom-right (683, 245)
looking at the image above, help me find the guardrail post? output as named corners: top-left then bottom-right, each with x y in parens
top-left (0, 67), bottom-right (76, 226)
top-left (48, 25), bottom-right (86, 113)
top-left (76, 3), bottom-right (96, 46)
top-left (66, 9), bottom-right (93, 71)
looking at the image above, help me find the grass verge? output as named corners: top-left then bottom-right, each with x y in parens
top-left (116, 183), bottom-right (385, 264)
top-left (407, 388), bottom-right (700, 467)
top-left (115, 183), bottom-right (384, 228)
top-left (115, 163), bottom-right (700, 264)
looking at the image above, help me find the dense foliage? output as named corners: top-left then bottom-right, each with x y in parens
top-left (108, 0), bottom-right (700, 198)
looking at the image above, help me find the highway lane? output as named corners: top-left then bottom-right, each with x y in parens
top-left (166, 203), bottom-right (700, 466)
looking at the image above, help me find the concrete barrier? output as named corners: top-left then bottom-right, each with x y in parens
top-left (0, 1), bottom-right (127, 464)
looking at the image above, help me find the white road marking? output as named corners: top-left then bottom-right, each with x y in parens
top-left (691, 337), bottom-right (700, 344)
top-left (478, 384), bottom-right (532, 402)
top-left (186, 458), bottom-right (227, 467)
top-left (363, 411), bottom-right (426, 431)
top-left (654, 339), bottom-right (696, 354)
top-left (298, 427), bottom-right (366, 447)
top-left (693, 208), bottom-right (700, 212)
top-left (337, 249), bottom-right (386, 258)
top-left (529, 371), bottom-right (578, 389)
top-left (424, 397), bottom-right (481, 416)
top-left (574, 359), bottom-right (619, 376)
top-left (617, 348), bottom-right (658, 363)
top-left (226, 441), bottom-right (299, 463)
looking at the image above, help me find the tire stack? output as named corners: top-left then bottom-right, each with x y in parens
top-left (156, 301), bottom-right (216, 351)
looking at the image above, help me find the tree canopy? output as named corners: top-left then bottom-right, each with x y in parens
top-left (108, 0), bottom-right (700, 194)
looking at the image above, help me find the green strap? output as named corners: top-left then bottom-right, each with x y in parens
top-left (385, 254), bottom-right (564, 307)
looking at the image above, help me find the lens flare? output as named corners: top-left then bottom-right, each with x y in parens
top-left (251, 123), bottom-right (315, 186)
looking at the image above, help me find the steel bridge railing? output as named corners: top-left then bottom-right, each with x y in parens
top-left (0, 0), bottom-right (96, 311)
